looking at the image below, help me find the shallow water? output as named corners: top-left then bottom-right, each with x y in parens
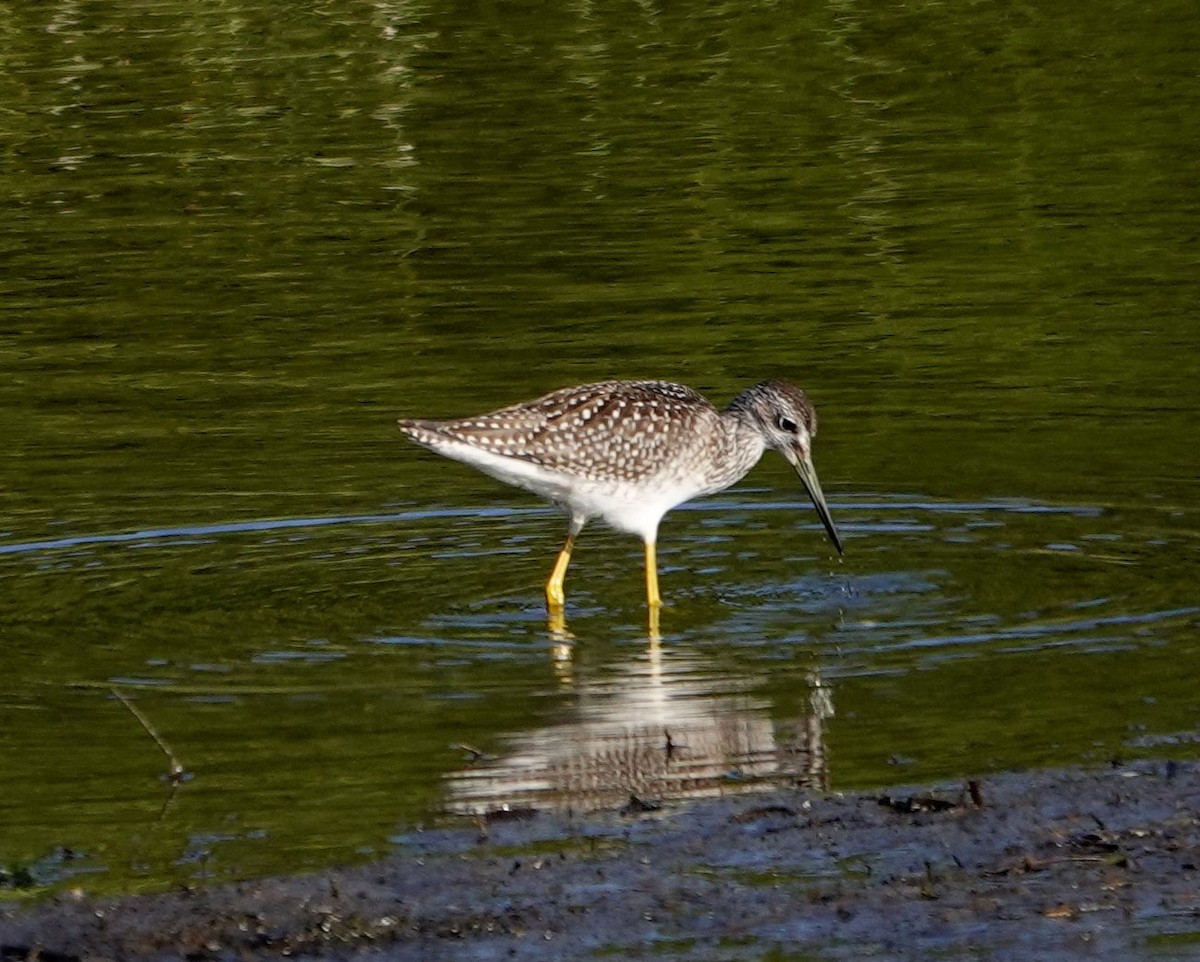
top-left (2, 0), bottom-right (1199, 895)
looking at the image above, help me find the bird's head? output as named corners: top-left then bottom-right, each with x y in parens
top-left (728, 380), bottom-right (843, 556)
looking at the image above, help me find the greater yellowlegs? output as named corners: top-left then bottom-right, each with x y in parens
top-left (397, 379), bottom-right (842, 611)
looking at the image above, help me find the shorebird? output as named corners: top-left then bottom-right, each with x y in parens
top-left (397, 379), bottom-right (842, 611)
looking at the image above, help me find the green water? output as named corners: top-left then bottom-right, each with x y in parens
top-left (2, 0), bottom-right (1198, 896)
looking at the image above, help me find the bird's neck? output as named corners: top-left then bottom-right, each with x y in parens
top-left (711, 412), bottom-right (768, 489)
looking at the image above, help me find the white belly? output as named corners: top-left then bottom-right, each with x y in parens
top-left (436, 441), bottom-right (707, 542)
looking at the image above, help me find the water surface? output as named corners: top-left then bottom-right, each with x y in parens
top-left (1, 0), bottom-right (1198, 896)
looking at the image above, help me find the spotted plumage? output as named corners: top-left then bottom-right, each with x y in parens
top-left (398, 379), bottom-right (841, 613)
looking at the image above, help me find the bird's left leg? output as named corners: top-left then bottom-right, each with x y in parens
top-left (546, 516), bottom-right (586, 609)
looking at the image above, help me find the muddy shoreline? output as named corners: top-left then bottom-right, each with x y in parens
top-left (3, 759), bottom-right (1198, 961)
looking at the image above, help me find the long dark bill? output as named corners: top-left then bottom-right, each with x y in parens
top-left (790, 451), bottom-right (844, 555)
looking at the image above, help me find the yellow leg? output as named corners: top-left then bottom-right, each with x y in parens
top-left (545, 532), bottom-right (576, 609)
top-left (645, 540), bottom-right (662, 638)
top-left (644, 540), bottom-right (662, 608)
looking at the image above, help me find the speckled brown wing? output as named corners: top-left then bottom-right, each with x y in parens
top-left (400, 381), bottom-right (722, 485)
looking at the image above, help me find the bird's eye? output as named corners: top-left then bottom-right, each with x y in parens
top-left (777, 415), bottom-right (798, 433)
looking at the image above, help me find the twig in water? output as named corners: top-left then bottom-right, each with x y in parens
top-left (111, 687), bottom-right (186, 783)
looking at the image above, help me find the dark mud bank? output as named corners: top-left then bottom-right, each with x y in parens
top-left (3, 760), bottom-right (1198, 961)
